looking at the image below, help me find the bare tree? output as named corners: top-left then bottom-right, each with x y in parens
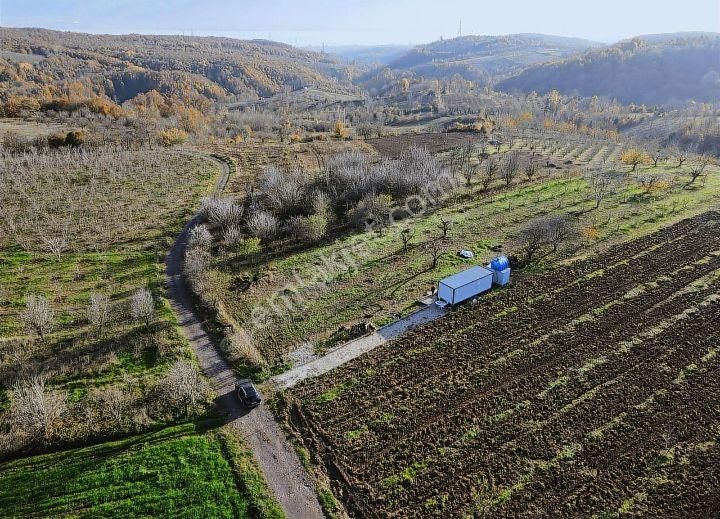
top-left (585, 170), bottom-right (619, 209)
top-left (518, 219), bottom-right (548, 263)
top-left (688, 157), bottom-right (711, 185)
top-left (10, 375), bottom-right (65, 443)
top-left (637, 173), bottom-right (670, 194)
top-left (153, 360), bottom-right (209, 419)
top-left (130, 287), bottom-right (155, 328)
top-left (21, 294), bottom-right (55, 341)
top-left (501, 152), bottom-right (521, 187)
top-left (649, 145), bottom-right (664, 168)
top-left (544, 215), bottom-right (577, 252)
top-left (42, 234), bottom-right (68, 261)
top-left (87, 293), bottom-right (111, 335)
top-left (672, 147), bottom-right (688, 168)
top-left (437, 218), bottom-right (451, 238)
top-left (400, 227), bottom-right (415, 253)
top-left (425, 241), bottom-right (444, 269)
top-left (481, 158), bottom-right (498, 191)
top-left (524, 156), bottom-right (539, 182)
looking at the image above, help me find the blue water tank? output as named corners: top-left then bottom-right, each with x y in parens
top-left (490, 256), bottom-right (510, 271)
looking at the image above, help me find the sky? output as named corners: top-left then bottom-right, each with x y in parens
top-left (0, 0), bottom-right (718, 46)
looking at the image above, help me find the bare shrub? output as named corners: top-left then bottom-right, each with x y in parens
top-left (349, 194), bottom-right (392, 232)
top-left (130, 287), bottom-right (154, 327)
top-left (221, 224), bottom-right (244, 249)
top-left (247, 210), bottom-right (279, 241)
top-left (10, 375), bottom-right (66, 444)
top-left (184, 248), bottom-right (212, 280)
top-left (221, 328), bottom-right (267, 369)
top-left (259, 166), bottom-right (307, 218)
top-left (152, 360), bottom-right (210, 419)
top-left (200, 196), bottom-right (243, 229)
top-left (87, 292), bottom-right (111, 334)
top-left (287, 214), bottom-right (328, 243)
top-left (88, 386), bottom-right (134, 432)
top-left (21, 294), bottom-right (54, 341)
top-left (311, 190), bottom-right (331, 218)
top-left (188, 224), bottom-right (212, 250)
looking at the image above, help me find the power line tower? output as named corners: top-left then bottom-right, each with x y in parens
top-left (458, 20), bottom-right (462, 38)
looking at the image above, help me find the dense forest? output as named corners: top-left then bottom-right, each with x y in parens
top-left (0, 27), bottom-right (357, 117)
top-left (497, 36), bottom-right (720, 105)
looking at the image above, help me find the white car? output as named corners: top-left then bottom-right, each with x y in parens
top-left (458, 250), bottom-right (475, 259)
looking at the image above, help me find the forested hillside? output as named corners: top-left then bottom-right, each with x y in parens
top-left (497, 35), bottom-right (720, 105)
top-left (0, 27), bottom-right (356, 117)
top-left (381, 34), bottom-right (599, 84)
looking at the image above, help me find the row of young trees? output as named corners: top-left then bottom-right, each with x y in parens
top-left (19, 288), bottom-right (155, 343)
top-left (1, 287), bottom-right (211, 456)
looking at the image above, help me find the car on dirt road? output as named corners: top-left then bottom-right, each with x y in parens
top-left (236, 379), bottom-right (262, 409)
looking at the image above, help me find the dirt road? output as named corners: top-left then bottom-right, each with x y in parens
top-left (166, 152), bottom-right (323, 519)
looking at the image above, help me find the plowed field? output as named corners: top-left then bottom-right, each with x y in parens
top-left (282, 211), bottom-right (720, 518)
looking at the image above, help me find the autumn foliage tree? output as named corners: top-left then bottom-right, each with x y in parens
top-left (621, 148), bottom-right (650, 172)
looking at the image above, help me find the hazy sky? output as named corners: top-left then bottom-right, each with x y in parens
top-left (1, 0), bottom-right (718, 46)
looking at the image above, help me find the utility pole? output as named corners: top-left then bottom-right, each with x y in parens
top-left (458, 20), bottom-right (462, 38)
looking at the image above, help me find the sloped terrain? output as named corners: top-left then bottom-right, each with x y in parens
top-left (0, 27), bottom-right (356, 105)
top-left (497, 35), bottom-right (720, 105)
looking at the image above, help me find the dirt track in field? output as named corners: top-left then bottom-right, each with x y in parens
top-left (166, 152), bottom-right (323, 519)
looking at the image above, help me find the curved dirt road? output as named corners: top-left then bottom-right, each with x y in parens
top-left (166, 152), bottom-right (323, 519)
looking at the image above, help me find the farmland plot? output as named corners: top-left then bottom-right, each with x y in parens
top-left (282, 211), bottom-right (720, 518)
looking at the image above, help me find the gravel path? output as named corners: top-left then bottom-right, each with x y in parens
top-left (272, 303), bottom-right (446, 390)
top-left (166, 152), bottom-right (323, 519)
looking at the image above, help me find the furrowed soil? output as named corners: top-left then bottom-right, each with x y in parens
top-left (281, 211), bottom-right (720, 518)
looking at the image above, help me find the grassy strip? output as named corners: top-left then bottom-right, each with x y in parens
top-left (215, 427), bottom-right (286, 519)
top-left (0, 422), bottom-right (249, 518)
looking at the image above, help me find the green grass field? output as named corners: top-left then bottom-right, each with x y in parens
top-left (0, 422), bottom-right (283, 518)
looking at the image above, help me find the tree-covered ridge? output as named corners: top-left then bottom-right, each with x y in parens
top-left (385, 34), bottom-right (600, 80)
top-left (497, 35), bottom-right (720, 105)
top-left (0, 27), bottom-right (356, 113)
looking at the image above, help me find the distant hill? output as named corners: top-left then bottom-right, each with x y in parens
top-left (306, 45), bottom-right (413, 66)
top-left (0, 27), bottom-right (355, 107)
top-left (382, 34), bottom-right (601, 83)
top-left (497, 34), bottom-right (720, 105)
